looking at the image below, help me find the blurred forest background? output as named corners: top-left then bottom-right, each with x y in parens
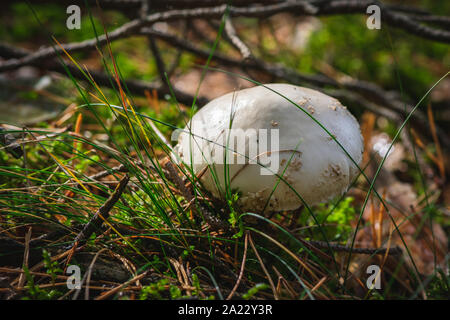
top-left (0, 0), bottom-right (449, 300)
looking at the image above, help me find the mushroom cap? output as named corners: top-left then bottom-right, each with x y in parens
top-left (175, 83), bottom-right (363, 211)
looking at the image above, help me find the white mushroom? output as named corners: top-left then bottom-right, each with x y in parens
top-left (174, 83), bottom-right (363, 212)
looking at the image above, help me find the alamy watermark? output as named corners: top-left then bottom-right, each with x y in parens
top-left (366, 264), bottom-right (381, 290)
top-left (66, 5), bottom-right (81, 30)
top-left (366, 5), bottom-right (381, 30)
top-left (172, 128), bottom-right (281, 176)
top-left (66, 265), bottom-right (81, 290)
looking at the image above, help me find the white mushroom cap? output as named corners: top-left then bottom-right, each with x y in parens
top-left (175, 83), bottom-right (363, 211)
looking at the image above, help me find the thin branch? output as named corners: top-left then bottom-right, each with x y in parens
top-left (226, 232), bottom-right (249, 300)
top-left (248, 232), bottom-right (279, 300)
top-left (71, 174), bottom-right (130, 248)
top-left (224, 17), bottom-right (253, 61)
top-left (0, 42), bottom-right (207, 106)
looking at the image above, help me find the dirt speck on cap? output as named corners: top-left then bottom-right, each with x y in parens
top-left (298, 99), bottom-right (307, 106)
top-left (282, 173), bottom-right (294, 185)
top-left (288, 155), bottom-right (302, 171)
top-left (323, 163), bottom-right (342, 178)
top-left (327, 134), bottom-right (337, 141)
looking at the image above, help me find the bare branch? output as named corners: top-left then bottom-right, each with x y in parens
top-left (71, 174), bottom-right (130, 248)
top-left (0, 42), bottom-right (208, 106)
top-left (1, 0), bottom-right (448, 73)
top-left (224, 17), bottom-right (253, 61)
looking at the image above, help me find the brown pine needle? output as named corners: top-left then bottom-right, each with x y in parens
top-left (18, 227), bottom-right (32, 288)
top-left (248, 232), bottom-right (279, 300)
top-left (95, 271), bottom-right (148, 300)
top-left (411, 130), bottom-right (441, 168)
top-left (361, 112), bottom-right (376, 165)
top-left (427, 103), bottom-right (445, 179)
top-left (226, 232), bottom-right (248, 300)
